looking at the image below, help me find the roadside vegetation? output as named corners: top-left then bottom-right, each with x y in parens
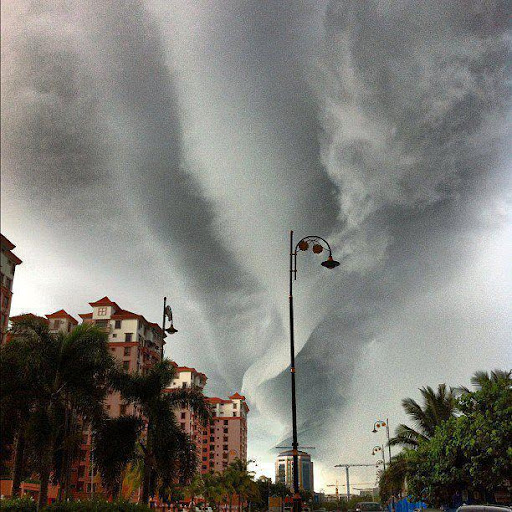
top-left (379, 370), bottom-right (512, 505)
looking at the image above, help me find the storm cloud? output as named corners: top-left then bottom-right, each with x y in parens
top-left (2, 0), bottom-right (511, 488)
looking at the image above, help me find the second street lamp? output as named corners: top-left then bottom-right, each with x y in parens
top-left (372, 446), bottom-right (386, 471)
top-left (161, 297), bottom-right (178, 360)
top-left (289, 231), bottom-right (340, 512)
top-left (372, 418), bottom-right (392, 465)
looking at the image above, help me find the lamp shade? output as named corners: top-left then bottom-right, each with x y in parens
top-left (321, 255), bottom-right (340, 269)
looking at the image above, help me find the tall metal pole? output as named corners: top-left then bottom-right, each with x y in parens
top-left (161, 296), bottom-right (167, 361)
top-left (386, 418), bottom-right (391, 464)
top-left (289, 230), bottom-right (301, 512)
top-left (345, 467), bottom-right (350, 501)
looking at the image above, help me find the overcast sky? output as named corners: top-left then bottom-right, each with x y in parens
top-left (2, 0), bottom-right (511, 490)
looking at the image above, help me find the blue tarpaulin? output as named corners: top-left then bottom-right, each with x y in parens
top-left (387, 498), bottom-right (427, 512)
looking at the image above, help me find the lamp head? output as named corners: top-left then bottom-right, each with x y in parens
top-left (321, 255), bottom-right (340, 269)
top-left (372, 428), bottom-right (377, 434)
top-left (166, 324), bottom-right (178, 335)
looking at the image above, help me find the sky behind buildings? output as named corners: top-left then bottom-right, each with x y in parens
top-left (2, 0), bottom-right (511, 490)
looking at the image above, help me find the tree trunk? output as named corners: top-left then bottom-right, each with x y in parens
top-left (11, 430), bottom-right (25, 497)
top-left (141, 451), bottom-right (152, 504)
top-left (38, 451), bottom-right (52, 510)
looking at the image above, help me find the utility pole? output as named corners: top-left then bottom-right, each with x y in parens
top-left (334, 464), bottom-right (375, 502)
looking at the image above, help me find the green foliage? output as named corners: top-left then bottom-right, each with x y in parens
top-left (0, 497), bottom-right (37, 512)
top-left (112, 360), bottom-right (211, 503)
top-left (378, 451), bottom-right (410, 501)
top-left (45, 499), bottom-right (150, 511)
top-left (388, 384), bottom-right (457, 448)
top-left (399, 369), bottom-right (512, 505)
top-left (94, 415), bottom-right (143, 497)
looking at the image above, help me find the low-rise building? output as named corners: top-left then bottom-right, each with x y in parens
top-left (1, 234), bottom-right (22, 344)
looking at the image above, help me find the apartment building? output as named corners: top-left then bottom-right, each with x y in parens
top-left (167, 366), bottom-right (249, 475)
top-left (1, 234), bottom-right (22, 344)
top-left (73, 296), bottom-right (165, 496)
top-left (46, 310), bottom-right (79, 333)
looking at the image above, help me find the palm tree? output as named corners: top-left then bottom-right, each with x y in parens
top-left (93, 414), bottom-right (143, 498)
top-left (225, 458), bottom-right (256, 512)
top-left (388, 384), bottom-right (457, 448)
top-left (113, 360), bottom-right (211, 504)
top-left (3, 318), bottom-right (114, 509)
top-left (470, 369), bottom-right (511, 389)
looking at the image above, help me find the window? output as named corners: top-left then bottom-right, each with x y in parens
top-left (5, 277), bottom-right (12, 290)
top-left (223, 445), bottom-right (228, 451)
top-left (181, 412), bottom-right (186, 419)
top-left (210, 437), bottom-right (215, 442)
top-left (77, 482), bottom-right (84, 492)
top-left (95, 320), bottom-right (108, 328)
top-left (2, 296), bottom-right (8, 308)
top-left (124, 347), bottom-right (131, 356)
top-left (224, 420), bottom-right (228, 425)
top-left (203, 447), bottom-right (207, 453)
top-left (125, 333), bottom-right (133, 342)
top-left (223, 437), bottom-right (228, 442)
top-left (202, 456), bottom-right (207, 461)
top-left (112, 333), bottom-right (117, 338)
top-left (182, 382), bottom-right (187, 388)
top-left (210, 445), bottom-right (214, 451)
top-left (120, 404), bottom-right (127, 415)
top-left (233, 412), bottom-right (237, 417)
top-left (110, 348), bottom-right (116, 352)
top-left (181, 423), bottom-right (185, 430)
top-left (223, 428), bottom-right (228, 434)
top-left (123, 361), bottom-right (130, 371)
top-left (98, 307), bottom-right (107, 316)
top-left (115, 320), bottom-right (121, 329)
top-left (223, 453), bottom-right (228, 459)
top-left (233, 403), bottom-right (237, 409)
top-left (52, 320), bottom-right (61, 329)
top-left (202, 465), bottom-right (207, 470)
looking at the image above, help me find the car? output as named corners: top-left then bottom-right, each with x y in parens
top-left (355, 503), bottom-right (384, 512)
top-left (457, 506), bottom-right (512, 512)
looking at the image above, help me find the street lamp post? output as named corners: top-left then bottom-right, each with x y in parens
top-left (371, 446), bottom-right (386, 471)
top-left (161, 297), bottom-right (178, 360)
top-left (372, 418), bottom-right (391, 464)
top-left (289, 231), bottom-right (340, 512)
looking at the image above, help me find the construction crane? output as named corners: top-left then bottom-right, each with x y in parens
top-left (334, 464), bottom-right (376, 501)
top-left (326, 482), bottom-right (340, 511)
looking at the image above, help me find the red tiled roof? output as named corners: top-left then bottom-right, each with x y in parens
top-left (9, 313), bottom-right (49, 324)
top-left (0, 234), bottom-right (15, 251)
top-left (207, 397), bottom-right (232, 404)
top-left (175, 365), bottom-right (207, 381)
top-left (111, 309), bottom-right (141, 320)
top-left (229, 392), bottom-right (246, 400)
top-left (46, 309), bottom-right (78, 324)
top-left (1, 235), bottom-right (22, 265)
top-left (79, 313), bottom-right (93, 319)
top-left (88, 297), bottom-right (120, 310)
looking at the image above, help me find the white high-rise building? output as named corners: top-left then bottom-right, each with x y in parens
top-left (275, 450), bottom-right (314, 492)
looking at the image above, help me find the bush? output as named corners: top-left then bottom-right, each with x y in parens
top-left (0, 498), bottom-right (149, 512)
top-left (46, 500), bottom-right (150, 511)
top-left (0, 497), bottom-right (37, 512)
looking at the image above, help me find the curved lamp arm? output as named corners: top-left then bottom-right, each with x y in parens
top-left (293, 235), bottom-right (340, 279)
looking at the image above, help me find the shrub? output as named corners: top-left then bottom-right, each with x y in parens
top-left (46, 500), bottom-right (150, 511)
top-left (0, 497), bottom-right (37, 512)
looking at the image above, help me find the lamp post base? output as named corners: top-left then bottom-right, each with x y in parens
top-left (293, 494), bottom-right (302, 512)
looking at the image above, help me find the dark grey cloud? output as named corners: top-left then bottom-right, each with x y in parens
top-left (2, 0), bottom-right (511, 487)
